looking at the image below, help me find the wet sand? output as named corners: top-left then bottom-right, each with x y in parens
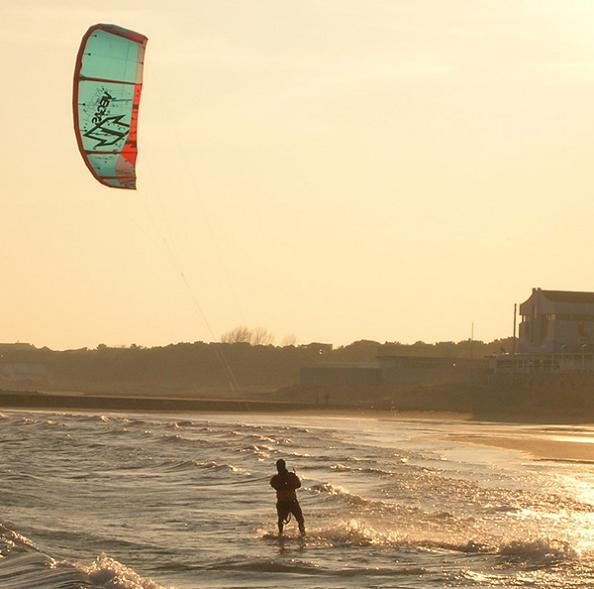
top-left (452, 433), bottom-right (594, 462)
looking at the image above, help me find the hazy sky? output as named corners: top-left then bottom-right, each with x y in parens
top-left (2, 1), bottom-right (594, 350)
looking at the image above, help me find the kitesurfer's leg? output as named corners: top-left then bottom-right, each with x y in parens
top-left (292, 502), bottom-right (305, 536)
top-left (276, 502), bottom-right (288, 536)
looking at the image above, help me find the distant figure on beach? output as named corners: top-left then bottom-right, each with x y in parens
top-left (270, 458), bottom-right (305, 536)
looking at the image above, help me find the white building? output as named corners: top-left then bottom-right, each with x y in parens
top-left (519, 288), bottom-right (594, 354)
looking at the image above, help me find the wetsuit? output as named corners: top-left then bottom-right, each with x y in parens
top-left (270, 470), bottom-right (305, 535)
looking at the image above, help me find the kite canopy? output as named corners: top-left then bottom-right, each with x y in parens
top-left (73, 24), bottom-right (148, 189)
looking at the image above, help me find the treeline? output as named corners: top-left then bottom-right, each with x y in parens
top-left (328, 337), bottom-right (515, 362)
top-left (0, 337), bottom-right (513, 397)
top-left (0, 342), bottom-right (322, 395)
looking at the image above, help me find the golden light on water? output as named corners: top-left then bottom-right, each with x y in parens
top-left (573, 512), bottom-right (594, 554)
top-left (553, 473), bottom-right (594, 554)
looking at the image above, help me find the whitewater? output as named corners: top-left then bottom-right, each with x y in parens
top-left (0, 410), bottom-right (593, 588)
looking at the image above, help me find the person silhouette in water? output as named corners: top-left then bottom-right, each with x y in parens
top-left (270, 458), bottom-right (305, 536)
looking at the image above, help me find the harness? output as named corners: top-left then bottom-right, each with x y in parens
top-left (277, 468), bottom-right (298, 526)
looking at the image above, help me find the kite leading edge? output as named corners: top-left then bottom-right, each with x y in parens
top-left (73, 24), bottom-right (148, 189)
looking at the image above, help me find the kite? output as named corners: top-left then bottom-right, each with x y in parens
top-left (73, 24), bottom-right (148, 189)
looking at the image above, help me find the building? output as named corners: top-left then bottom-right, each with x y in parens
top-left (377, 355), bottom-right (488, 387)
top-left (519, 288), bottom-right (594, 354)
top-left (300, 363), bottom-right (382, 388)
top-left (299, 342), bottom-right (333, 355)
top-left (300, 355), bottom-right (488, 391)
top-left (490, 287), bottom-right (594, 376)
top-left (0, 362), bottom-right (47, 380)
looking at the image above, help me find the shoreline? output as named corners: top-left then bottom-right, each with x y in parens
top-left (0, 390), bottom-right (472, 421)
top-left (0, 390), bottom-right (316, 414)
top-left (1, 389), bottom-right (594, 426)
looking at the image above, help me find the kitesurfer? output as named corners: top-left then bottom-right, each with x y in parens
top-left (270, 458), bottom-right (305, 536)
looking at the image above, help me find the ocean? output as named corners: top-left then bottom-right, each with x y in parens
top-left (0, 409), bottom-right (593, 588)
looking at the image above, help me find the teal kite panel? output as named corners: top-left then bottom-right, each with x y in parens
top-left (81, 29), bottom-right (141, 84)
top-left (73, 24), bottom-right (147, 190)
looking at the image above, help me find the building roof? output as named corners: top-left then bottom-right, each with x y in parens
top-left (541, 290), bottom-right (594, 304)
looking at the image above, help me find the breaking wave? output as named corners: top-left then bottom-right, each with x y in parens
top-left (0, 524), bottom-right (165, 589)
top-left (498, 538), bottom-right (579, 563)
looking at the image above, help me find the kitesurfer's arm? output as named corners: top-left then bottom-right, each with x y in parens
top-left (289, 473), bottom-right (301, 489)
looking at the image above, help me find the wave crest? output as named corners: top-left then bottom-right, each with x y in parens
top-left (0, 523), bottom-right (37, 555)
top-left (199, 461), bottom-right (250, 475)
top-left (498, 538), bottom-right (578, 563)
top-left (80, 554), bottom-right (168, 589)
